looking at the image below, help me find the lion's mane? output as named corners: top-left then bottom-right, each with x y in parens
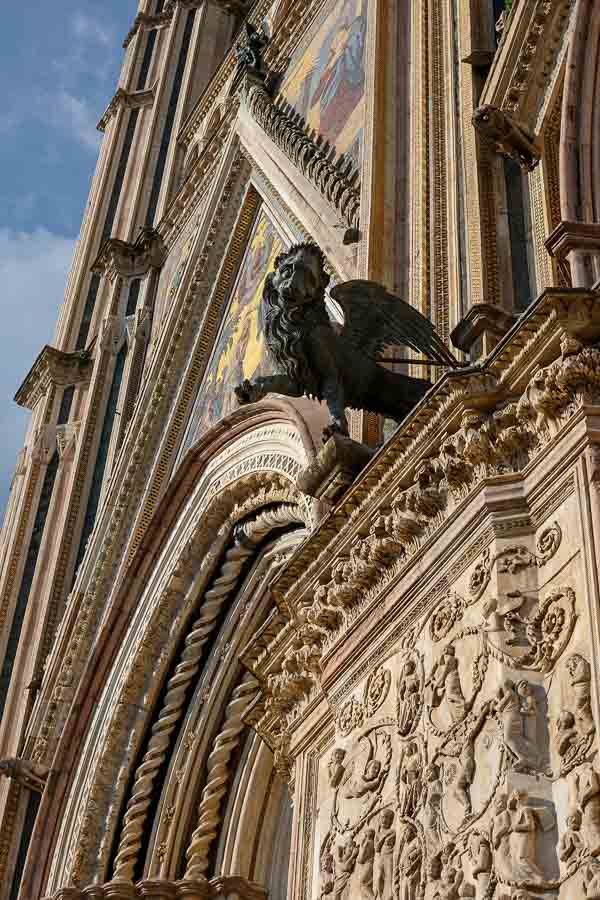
top-left (261, 243), bottom-right (333, 397)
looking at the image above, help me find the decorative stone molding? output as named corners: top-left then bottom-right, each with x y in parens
top-left (91, 229), bottom-right (167, 282)
top-left (243, 78), bottom-right (361, 230)
top-left (15, 346), bottom-right (93, 410)
top-left (184, 676), bottom-right (259, 879)
top-left (42, 877), bottom-right (266, 900)
top-left (97, 86), bottom-right (156, 133)
top-left (110, 505), bottom-right (303, 883)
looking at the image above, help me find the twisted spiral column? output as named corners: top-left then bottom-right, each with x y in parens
top-left (111, 504), bottom-right (304, 881)
top-left (184, 675), bottom-right (259, 879)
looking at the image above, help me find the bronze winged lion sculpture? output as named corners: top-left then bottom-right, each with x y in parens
top-left (234, 243), bottom-right (459, 438)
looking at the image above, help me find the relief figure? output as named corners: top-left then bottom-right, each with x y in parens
top-left (559, 809), bottom-right (585, 867)
top-left (398, 658), bottom-right (421, 735)
top-left (357, 828), bottom-right (375, 900)
top-left (492, 680), bottom-right (539, 771)
top-left (397, 824), bottom-right (422, 900)
top-left (574, 765), bottom-right (600, 855)
top-left (374, 809), bottom-right (395, 900)
top-left (328, 748), bottom-right (347, 788)
top-left (398, 741), bottom-right (423, 818)
top-left (422, 763), bottom-right (444, 846)
top-left (566, 654), bottom-right (595, 736)
top-left (427, 646), bottom-right (466, 725)
top-left (342, 759), bottom-right (383, 799)
top-left (333, 837), bottom-right (359, 900)
top-left (320, 848), bottom-right (335, 898)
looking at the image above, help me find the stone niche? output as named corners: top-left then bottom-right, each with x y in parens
top-left (302, 501), bottom-right (598, 900)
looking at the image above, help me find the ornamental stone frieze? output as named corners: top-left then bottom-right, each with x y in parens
top-left (242, 79), bottom-right (361, 231)
top-left (15, 345), bottom-right (93, 410)
top-left (239, 283), bottom-right (600, 899)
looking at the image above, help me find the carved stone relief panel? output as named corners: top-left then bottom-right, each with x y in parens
top-left (310, 518), bottom-right (598, 900)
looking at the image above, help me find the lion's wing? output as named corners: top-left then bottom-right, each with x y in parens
top-left (330, 280), bottom-right (459, 367)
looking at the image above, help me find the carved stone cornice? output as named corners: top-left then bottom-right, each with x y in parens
top-left (243, 78), bottom-right (361, 229)
top-left (15, 346), bottom-right (93, 410)
top-left (479, 0), bottom-right (576, 136)
top-left (91, 228), bottom-right (167, 281)
top-left (546, 221), bottom-right (600, 259)
top-left (97, 86), bottom-right (156, 133)
top-left (122, 11), bottom-right (173, 49)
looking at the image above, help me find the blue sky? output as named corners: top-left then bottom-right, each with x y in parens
top-left (0, 2), bottom-right (136, 514)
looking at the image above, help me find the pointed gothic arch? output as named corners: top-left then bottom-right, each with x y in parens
top-left (19, 400), bottom-right (324, 899)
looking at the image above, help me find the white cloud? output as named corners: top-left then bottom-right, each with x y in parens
top-left (0, 227), bottom-right (76, 516)
top-left (46, 90), bottom-right (103, 153)
top-left (72, 12), bottom-right (114, 47)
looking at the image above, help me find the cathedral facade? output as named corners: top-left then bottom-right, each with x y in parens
top-left (1, 1), bottom-right (600, 899)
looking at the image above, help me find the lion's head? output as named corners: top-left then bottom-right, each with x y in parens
top-left (262, 242), bottom-right (332, 391)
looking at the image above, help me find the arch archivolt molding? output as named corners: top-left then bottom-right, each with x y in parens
top-left (44, 422), bottom-right (312, 895)
top-left (148, 532), bottom-right (298, 883)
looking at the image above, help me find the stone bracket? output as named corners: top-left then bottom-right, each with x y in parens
top-left (472, 104), bottom-right (541, 171)
top-left (15, 346), bottom-right (93, 410)
top-left (91, 228), bottom-right (167, 282)
top-left (296, 434), bottom-right (375, 503)
top-left (97, 85), bottom-right (157, 133)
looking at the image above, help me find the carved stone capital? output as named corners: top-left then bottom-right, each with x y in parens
top-left (174, 879), bottom-right (212, 900)
top-left (211, 877), bottom-right (267, 900)
top-left (15, 346), bottom-right (93, 410)
top-left (137, 881), bottom-right (178, 900)
top-left (97, 86), bottom-right (156, 132)
top-left (92, 228), bottom-right (167, 281)
top-left (0, 757), bottom-right (50, 793)
top-left (451, 303), bottom-right (517, 359)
